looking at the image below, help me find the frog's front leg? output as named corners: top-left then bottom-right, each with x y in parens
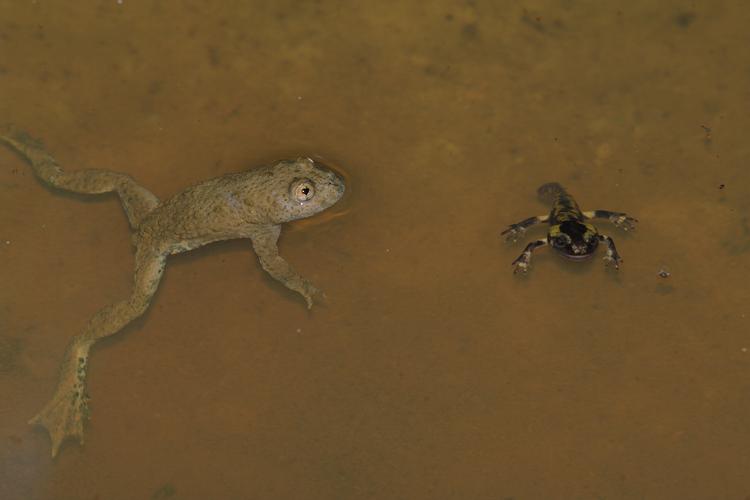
top-left (30, 249), bottom-right (167, 457)
top-left (583, 210), bottom-right (638, 231)
top-left (250, 224), bottom-right (321, 309)
top-left (500, 215), bottom-right (549, 242)
top-left (511, 238), bottom-right (548, 274)
top-left (598, 234), bottom-right (623, 269)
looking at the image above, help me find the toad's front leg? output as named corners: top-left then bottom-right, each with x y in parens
top-left (250, 224), bottom-right (322, 309)
top-left (584, 210), bottom-right (638, 231)
top-left (500, 215), bottom-right (549, 242)
top-left (30, 250), bottom-right (166, 457)
top-left (598, 234), bottom-right (623, 269)
top-left (511, 239), bottom-right (548, 274)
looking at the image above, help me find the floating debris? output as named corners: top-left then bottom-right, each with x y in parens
top-left (658, 267), bottom-right (671, 278)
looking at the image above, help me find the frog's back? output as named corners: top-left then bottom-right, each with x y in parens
top-left (136, 158), bottom-right (345, 254)
top-left (136, 169), bottom-right (272, 248)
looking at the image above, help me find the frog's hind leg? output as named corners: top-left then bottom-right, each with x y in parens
top-left (29, 247), bottom-right (167, 457)
top-left (0, 128), bottom-right (159, 228)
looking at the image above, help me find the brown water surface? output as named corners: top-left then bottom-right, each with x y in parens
top-left (1, 1), bottom-right (749, 499)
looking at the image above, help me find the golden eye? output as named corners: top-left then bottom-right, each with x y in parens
top-left (291, 179), bottom-right (315, 202)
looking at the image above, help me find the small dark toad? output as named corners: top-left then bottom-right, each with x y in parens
top-left (501, 182), bottom-right (637, 273)
top-left (1, 127), bottom-right (345, 457)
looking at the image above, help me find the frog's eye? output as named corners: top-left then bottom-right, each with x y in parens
top-left (291, 179), bottom-right (315, 202)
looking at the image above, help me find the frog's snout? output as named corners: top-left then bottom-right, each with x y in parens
top-left (312, 159), bottom-right (347, 198)
top-left (331, 172), bottom-right (346, 195)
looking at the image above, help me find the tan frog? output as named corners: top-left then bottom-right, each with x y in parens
top-left (0, 127), bottom-right (346, 457)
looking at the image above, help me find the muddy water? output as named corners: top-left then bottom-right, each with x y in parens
top-left (1, 1), bottom-right (749, 499)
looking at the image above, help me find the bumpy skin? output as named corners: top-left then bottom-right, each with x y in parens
top-left (0, 127), bottom-right (345, 457)
top-left (501, 182), bottom-right (637, 274)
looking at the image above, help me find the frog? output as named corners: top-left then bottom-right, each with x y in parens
top-left (0, 127), bottom-right (346, 457)
top-left (501, 182), bottom-right (637, 274)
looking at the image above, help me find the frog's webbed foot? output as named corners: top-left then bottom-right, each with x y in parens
top-left (511, 239), bottom-right (547, 274)
top-left (29, 383), bottom-right (89, 458)
top-left (501, 215), bottom-right (548, 243)
top-left (29, 345), bottom-right (91, 458)
top-left (599, 234), bottom-right (623, 269)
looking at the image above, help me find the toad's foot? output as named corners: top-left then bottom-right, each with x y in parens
top-left (608, 213), bottom-right (638, 232)
top-left (501, 225), bottom-right (526, 243)
top-left (512, 258), bottom-right (531, 274)
top-left (29, 368), bottom-right (90, 458)
top-left (603, 253), bottom-right (623, 269)
top-left (510, 239), bottom-right (547, 274)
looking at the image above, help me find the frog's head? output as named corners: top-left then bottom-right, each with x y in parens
top-left (269, 157), bottom-right (346, 223)
top-left (549, 220), bottom-right (599, 260)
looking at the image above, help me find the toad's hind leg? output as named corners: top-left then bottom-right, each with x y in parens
top-left (29, 248), bottom-right (167, 457)
top-left (0, 128), bottom-right (159, 228)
